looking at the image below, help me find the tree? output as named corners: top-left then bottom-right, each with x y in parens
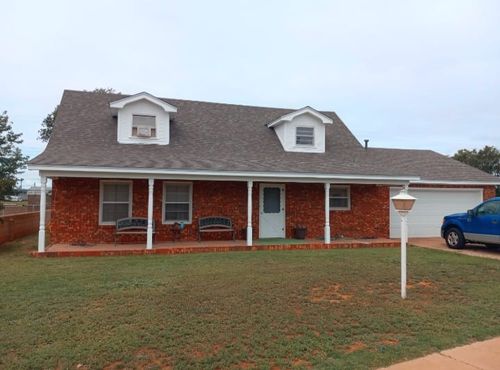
top-left (453, 145), bottom-right (500, 195)
top-left (453, 146), bottom-right (500, 176)
top-left (0, 111), bottom-right (28, 204)
top-left (38, 87), bottom-right (119, 142)
top-left (38, 105), bottom-right (58, 142)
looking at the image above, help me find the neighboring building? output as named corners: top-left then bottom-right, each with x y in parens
top-left (28, 90), bottom-right (500, 251)
top-left (27, 186), bottom-right (52, 207)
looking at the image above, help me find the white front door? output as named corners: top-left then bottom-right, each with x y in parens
top-left (259, 184), bottom-right (285, 238)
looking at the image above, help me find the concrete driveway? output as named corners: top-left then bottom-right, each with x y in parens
top-left (410, 237), bottom-right (500, 261)
top-left (380, 337), bottom-right (500, 370)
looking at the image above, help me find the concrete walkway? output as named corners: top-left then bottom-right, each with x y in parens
top-left (380, 337), bottom-right (500, 370)
top-left (410, 237), bottom-right (500, 261)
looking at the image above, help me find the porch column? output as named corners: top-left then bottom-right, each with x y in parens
top-left (247, 180), bottom-right (253, 246)
top-left (324, 183), bottom-right (331, 244)
top-left (37, 175), bottom-right (47, 253)
top-left (146, 178), bottom-right (154, 250)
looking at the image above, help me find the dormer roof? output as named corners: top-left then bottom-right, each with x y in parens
top-left (266, 106), bottom-right (333, 128)
top-left (109, 91), bottom-right (177, 112)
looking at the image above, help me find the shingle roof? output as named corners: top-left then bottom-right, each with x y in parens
top-left (29, 90), bottom-right (498, 183)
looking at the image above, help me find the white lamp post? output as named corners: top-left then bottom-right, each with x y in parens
top-left (391, 187), bottom-right (416, 299)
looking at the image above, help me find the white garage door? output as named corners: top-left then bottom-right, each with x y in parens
top-left (390, 188), bottom-right (483, 238)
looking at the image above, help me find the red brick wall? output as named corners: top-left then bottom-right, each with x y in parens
top-left (50, 179), bottom-right (261, 244)
top-left (0, 211), bottom-right (51, 245)
top-left (284, 183), bottom-right (389, 239)
top-left (483, 186), bottom-right (497, 200)
top-left (50, 178), bottom-right (393, 244)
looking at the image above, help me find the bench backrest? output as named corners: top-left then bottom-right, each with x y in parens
top-left (116, 217), bottom-right (154, 231)
top-left (199, 216), bottom-right (233, 230)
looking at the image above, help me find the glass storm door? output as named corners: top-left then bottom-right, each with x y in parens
top-left (259, 184), bottom-right (285, 238)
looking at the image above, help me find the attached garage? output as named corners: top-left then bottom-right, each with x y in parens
top-left (390, 187), bottom-right (483, 238)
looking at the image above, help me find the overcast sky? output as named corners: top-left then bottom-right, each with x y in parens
top-left (2, 0), bottom-right (500, 187)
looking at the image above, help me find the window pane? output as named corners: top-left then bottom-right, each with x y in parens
top-left (132, 115), bottom-right (156, 128)
top-left (102, 203), bottom-right (129, 222)
top-left (263, 187), bottom-right (281, 213)
top-left (165, 203), bottom-right (189, 221)
top-left (103, 183), bottom-right (130, 202)
top-left (330, 198), bottom-right (348, 209)
top-left (296, 127), bottom-right (314, 145)
top-left (331, 188), bottom-right (348, 198)
top-left (165, 184), bottom-right (190, 202)
top-left (478, 201), bottom-right (500, 215)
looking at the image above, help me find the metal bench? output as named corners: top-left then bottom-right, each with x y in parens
top-left (198, 216), bottom-right (235, 241)
top-left (114, 217), bottom-right (155, 245)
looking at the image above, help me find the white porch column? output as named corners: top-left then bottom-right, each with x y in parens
top-left (146, 178), bottom-right (154, 250)
top-left (37, 175), bottom-right (47, 253)
top-left (324, 183), bottom-right (331, 244)
top-left (247, 180), bottom-right (253, 246)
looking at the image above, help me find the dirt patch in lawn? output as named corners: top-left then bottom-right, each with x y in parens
top-left (345, 341), bottom-right (367, 353)
top-left (190, 344), bottom-right (222, 360)
top-left (380, 338), bottom-right (399, 345)
top-left (103, 348), bottom-right (172, 370)
top-left (407, 279), bottom-right (434, 289)
top-left (309, 283), bottom-right (352, 304)
top-left (292, 358), bottom-right (313, 368)
top-left (235, 360), bottom-right (256, 369)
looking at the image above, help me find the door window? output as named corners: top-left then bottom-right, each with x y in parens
top-left (477, 201), bottom-right (500, 216)
top-left (263, 188), bottom-right (281, 213)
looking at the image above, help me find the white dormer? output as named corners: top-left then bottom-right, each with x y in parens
top-left (110, 92), bottom-right (177, 145)
top-left (267, 106), bottom-right (333, 153)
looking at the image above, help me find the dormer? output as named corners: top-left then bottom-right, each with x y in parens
top-left (267, 106), bottom-right (333, 153)
top-left (110, 92), bottom-right (177, 145)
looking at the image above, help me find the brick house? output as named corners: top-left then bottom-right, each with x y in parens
top-left (28, 90), bottom-right (499, 252)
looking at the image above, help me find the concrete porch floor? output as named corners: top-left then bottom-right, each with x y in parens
top-left (34, 238), bottom-right (399, 257)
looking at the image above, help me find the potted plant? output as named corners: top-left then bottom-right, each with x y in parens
top-left (293, 225), bottom-right (307, 239)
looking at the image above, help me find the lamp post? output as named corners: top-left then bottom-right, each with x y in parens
top-left (391, 187), bottom-right (416, 299)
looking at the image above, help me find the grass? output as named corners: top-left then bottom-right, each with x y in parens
top-left (1, 235), bottom-right (499, 369)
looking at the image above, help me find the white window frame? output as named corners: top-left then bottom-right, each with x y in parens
top-left (99, 180), bottom-right (133, 225)
top-left (162, 181), bottom-right (193, 224)
top-left (131, 114), bottom-right (157, 138)
top-left (329, 185), bottom-right (351, 211)
top-left (295, 126), bottom-right (315, 146)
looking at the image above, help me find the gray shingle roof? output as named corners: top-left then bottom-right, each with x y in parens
top-left (29, 90), bottom-right (498, 183)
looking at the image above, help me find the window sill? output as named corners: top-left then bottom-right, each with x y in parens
top-left (128, 136), bottom-right (160, 140)
top-left (329, 207), bottom-right (351, 211)
top-left (162, 221), bottom-right (192, 225)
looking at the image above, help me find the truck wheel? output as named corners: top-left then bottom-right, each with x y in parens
top-left (445, 228), bottom-right (465, 249)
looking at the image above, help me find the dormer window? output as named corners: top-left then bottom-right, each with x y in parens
top-left (110, 92), bottom-right (177, 146)
top-left (266, 106), bottom-right (333, 153)
top-left (132, 115), bottom-right (156, 138)
top-left (296, 127), bottom-right (314, 146)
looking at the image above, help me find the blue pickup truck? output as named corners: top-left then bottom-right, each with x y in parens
top-left (441, 197), bottom-right (500, 249)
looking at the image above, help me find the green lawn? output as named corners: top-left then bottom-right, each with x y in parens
top-left (1, 236), bottom-right (499, 369)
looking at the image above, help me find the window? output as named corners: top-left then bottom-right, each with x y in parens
top-left (477, 200), bottom-right (500, 216)
top-left (132, 115), bottom-right (156, 137)
top-left (329, 186), bottom-right (351, 210)
top-left (296, 127), bottom-right (314, 146)
top-left (99, 181), bottom-right (132, 224)
top-left (163, 182), bottom-right (192, 223)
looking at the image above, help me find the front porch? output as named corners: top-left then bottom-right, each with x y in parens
top-left (34, 174), bottom-right (404, 255)
top-left (33, 237), bottom-right (399, 257)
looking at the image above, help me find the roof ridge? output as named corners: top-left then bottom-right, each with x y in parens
top-left (62, 89), bottom-right (339, 114)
